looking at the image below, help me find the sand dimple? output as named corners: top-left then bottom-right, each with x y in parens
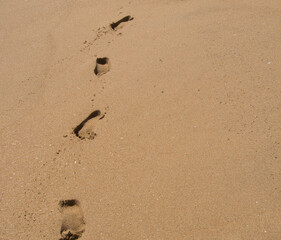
top-left (59, 200), bottom-right (85, 240)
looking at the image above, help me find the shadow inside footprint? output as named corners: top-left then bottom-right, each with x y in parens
top-left (73, 110), bottom-right (101, 139)
top-left (59, 199), bottom-right (85, 240)
top-left (110, 15), bottom-right (134, 30)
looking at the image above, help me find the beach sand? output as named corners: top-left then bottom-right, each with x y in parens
top-left (0, 0), bottom-right (281, 239)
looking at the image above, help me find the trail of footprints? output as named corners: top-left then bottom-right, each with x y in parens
top-left (59, 15), bottom-right (133, 240)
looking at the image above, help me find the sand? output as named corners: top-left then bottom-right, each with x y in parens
top-left (0, 0), bottom-right (281, 239)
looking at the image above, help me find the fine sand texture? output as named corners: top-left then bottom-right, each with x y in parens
top-left (1, 0), bottom-right (281, 239)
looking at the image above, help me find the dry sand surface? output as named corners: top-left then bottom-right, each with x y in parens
top-left (1, 0), bottom-right (281, 239)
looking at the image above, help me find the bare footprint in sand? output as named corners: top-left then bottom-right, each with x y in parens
top-left (59, 199), bottom-right (85, 240)
top-left (94, 57), bottom-right (111, 76)
top-left (110, 15), bottom-right (134, 30)
top-left (73, 110), bottom-right (105, 140)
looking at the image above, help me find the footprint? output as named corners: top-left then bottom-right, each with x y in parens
top-left (94, 57), bottom-right (111, 76)
top-left (59, 199), bottom-right (85, 240)
top-left (80, 15), bottom-right (133, 52)
top-left (73, 110), bottom-right (105, 140)
top-left (110, 15), bottom-right (134, 30)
